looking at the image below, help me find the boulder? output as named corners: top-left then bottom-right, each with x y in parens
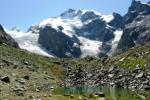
top-left (1, 75), bottom-right (10, 83)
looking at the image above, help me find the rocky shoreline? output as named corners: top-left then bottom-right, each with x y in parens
top-left (65, 64), bottom-right (150, 91)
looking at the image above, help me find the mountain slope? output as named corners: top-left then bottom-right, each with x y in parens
top-left (0, 43), bottom-right (66, 99)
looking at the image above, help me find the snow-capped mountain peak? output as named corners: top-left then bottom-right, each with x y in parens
top-left (37, 9), bottom-right (115, 38)
top-left (60, 9), bottom-right (78, 19)
top-left (6, 9), bottom-right (123, 58)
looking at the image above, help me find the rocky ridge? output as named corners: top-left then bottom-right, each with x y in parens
top-left (0, 25), bottom-right (19, 48)
top-left (117, 0), bottom-right (150, 51)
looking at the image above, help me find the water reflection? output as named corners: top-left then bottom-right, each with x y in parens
top-left (54, 86), bottom-right (146, 99)
top-left (64, 86), bottom-right (88, 94)
top-left (109, 87), bottom-right (117, 100)
top-left (63, 86), bottom-right (125, 96)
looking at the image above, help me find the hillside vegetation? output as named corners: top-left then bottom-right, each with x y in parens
top-left (1, 44), bottom-right (150, 100)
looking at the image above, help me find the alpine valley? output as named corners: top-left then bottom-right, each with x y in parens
top-left (1, 0), bottom-right (150, 100)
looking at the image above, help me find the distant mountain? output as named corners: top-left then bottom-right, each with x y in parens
top-left (28, 9), bottom-right (123, 58)
top-left (0, 25), bottom-right (19, 48)
top-left (5, 0), bottom-right (150, 58)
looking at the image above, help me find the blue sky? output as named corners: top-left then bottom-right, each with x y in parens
top-left (0, 0), bottom-right (149, 31)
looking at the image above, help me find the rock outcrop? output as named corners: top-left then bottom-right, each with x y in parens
top-left (118, 0), bottom-right (150, 51)
top-left (38, 26), bottom-right (81, 58)
top-left (0, 25), bottom-right (19, 48)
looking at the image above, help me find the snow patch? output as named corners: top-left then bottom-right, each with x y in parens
top-left (39, 16), bottom-right (83, 37)
top-left (108, 30), bottom-right (123, 56)
top-left (81, 9), bottom-right (102, 16)
top-left (101, 15), bottom-right (114, 23)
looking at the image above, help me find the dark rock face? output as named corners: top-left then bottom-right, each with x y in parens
top-left (60, 9), bottom-right (76, 18)
top-left (108, 13), bottom-right (123, 28)
top-left (118, 0), bottom-right (150, 51)
top-left (80, 11), bottom-right (99, 22)
top-left (38, 26), bottom-right (81, 58)
top-left (74, 18), bottom-right (115, 42)
top-left (0, 25), bottom-right (19, 48)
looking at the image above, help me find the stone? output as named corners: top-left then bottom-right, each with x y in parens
top-left (50, 86), bottom-right (54, 89)
top-left (23, 75), bottom-right (30, 80)
top-left (78, 96), bottom-right (82, 100)
top-left (1, 76), bottom-right (10, 83)
top-left (29, 95), bottom-right (34, 99)
top-left (119, 57), bottom-right (125, 62)
top-left (137, 94), bottom-right (146, 100)
top-left (12, 73), bottom-right (16, 76)
top-left (43, 94), bottom-right (47, 97)
top-left (110, 82), bottom-right (115, 86)
top-left (108, 74), bottom-right (114, 78)
top-left (108, 67), bottom-right (115, 73)
top-left (64, 94), bottom-right (70, 96)
top-left (70, 95), bottom-right (74, 98)
top-left (141, 85), bottom-right (150, 90)
top-left (95, 92), bottom-right (105, 97)
top-left (23, 60), bottom-right (30, 65)
top-left (135, 72), bottom-right (144, 78)
top-left (16, 78), bottom-right (26, 84)
top-left (36, 88), bottom-right (40, 92)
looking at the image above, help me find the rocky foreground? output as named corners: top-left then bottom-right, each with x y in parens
top-left (65, 64), bottom-right (150, 100)
top-left (66, 64), bottom-right (150, 91)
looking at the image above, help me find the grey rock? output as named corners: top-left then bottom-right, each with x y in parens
top-left (95, 92), bottom-right (105, 97)
top-left (137, 94), bottom-right (146, 100)
top-left (23, 75), bottom-right (30, 80)
top-left (1, 75), bottom-right (10, 83)
top-left (135, 72), bottom-right (144, 78)
top-left (16, 78), bottom-right (26, 84)
top-left (108, 74), bottom-right (115, 78)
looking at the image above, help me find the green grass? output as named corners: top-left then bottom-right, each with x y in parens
top-left (107, 45), bottom-right (150, 69)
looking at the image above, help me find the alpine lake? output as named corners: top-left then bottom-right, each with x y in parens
top-left (51, 86), bottom-right (150, 100)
